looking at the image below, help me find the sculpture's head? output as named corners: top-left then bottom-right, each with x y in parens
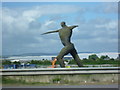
top-left (61, 22), bottom-right (66, 27)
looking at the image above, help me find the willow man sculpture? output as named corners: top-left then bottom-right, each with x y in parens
top-left (42, 22), bottom-right (83, 68)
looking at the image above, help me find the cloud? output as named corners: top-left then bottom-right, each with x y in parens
top-left (103, 3), bottom-right (118, 14)
top-left (95, 21), bottom-right (118, 30)
top-left (0, 8), bottom-right (2, 56)
top-left (2, 4), bottom-right (84, 55)
top-left (2, 3), bottom-right (118, 55)
top-left (72, 17), bottom-right (118, 52)
top-left (92, 3), bottom-right (118, 14)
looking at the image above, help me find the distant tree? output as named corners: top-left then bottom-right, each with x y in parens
top-left (82, 58), bottom-right (88, 61)
top-left (42, 59), bottom-right (45, 61)
top-left (2, 60), bottom-right (11, 65)
top-left (110, 58), bottom-right (115, 61)
top-left (29, 60), bottom-right (51, 65)
top-left (30, 60), bottom-right (37, 64)
top-left (88, 54), bottom-right (99, 61)
top-left (100, 55), bottom-right (110, 60)
top-left (43, 60), bottom-right (51, 65)
top-left (69, 59), bottom-right (76, 64)
top-left (13, 61), bottom-right (21, 65)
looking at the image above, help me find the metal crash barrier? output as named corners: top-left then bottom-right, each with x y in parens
top-left (1, 67), bottom-right (120, 76)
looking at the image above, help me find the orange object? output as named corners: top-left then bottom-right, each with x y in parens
top-left (48, 58), bottom-right (57, 68)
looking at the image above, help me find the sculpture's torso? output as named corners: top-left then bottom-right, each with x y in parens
top-left (59, 26), bottom-right (72, 46)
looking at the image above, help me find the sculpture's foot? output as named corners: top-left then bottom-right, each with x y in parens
top-left (48, 65), bottom-right (57, 68)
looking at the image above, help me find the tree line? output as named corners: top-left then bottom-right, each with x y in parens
top-left (2, 54), bottom-right (119, 65)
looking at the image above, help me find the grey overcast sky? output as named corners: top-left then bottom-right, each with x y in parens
top-left (1, 2), bottom-right (118, 55)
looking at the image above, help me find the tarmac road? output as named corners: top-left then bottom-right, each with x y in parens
top-left (2, 84), bottom-right (119, 88)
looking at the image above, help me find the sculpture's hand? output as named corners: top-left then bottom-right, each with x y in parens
top-left (69, 25), bottom-right (78, 29)
top-left (41, 30), bottom-right (59, 35)
top-left (76, 25), bottom-right (78, 27)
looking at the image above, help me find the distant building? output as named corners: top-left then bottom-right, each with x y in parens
top-left (52, 56), bottom-right (73, 60)
top-left (3, 64), bottom-right (36, 69)
top-left (10, 59), bottom-right (20, 62)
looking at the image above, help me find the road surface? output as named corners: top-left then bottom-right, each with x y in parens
top-left (2, 84), bottom-right (119, 88)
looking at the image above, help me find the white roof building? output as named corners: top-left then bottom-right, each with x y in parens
top-left (10, 59), bottom-right (20, 62)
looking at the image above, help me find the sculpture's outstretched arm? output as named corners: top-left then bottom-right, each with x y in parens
top-left (69, 25), bottom-right (78, 30)
top-left (41, 30), bottom-right (59, 35)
